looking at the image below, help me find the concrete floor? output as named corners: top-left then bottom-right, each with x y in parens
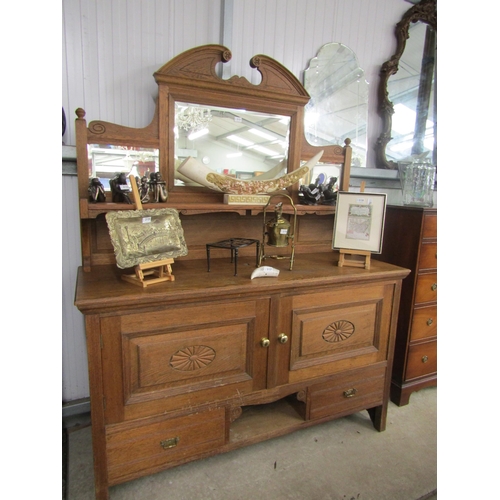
top-left (65, 387), bottom-right (437, 500)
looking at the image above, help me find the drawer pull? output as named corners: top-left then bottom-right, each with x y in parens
top-left (422, 355), bottom-right (428, 363)
top-left (160, 437), bottom-right (179, 450)
top-left (260, 338), bottom-right (270, 348)
top-left (427, 318), bottom-right (434, 326)
top-left (278, 333), bottom-right (288, 344)
top-left (431, 283), bottom-right (437, 291)
top-left (343, 388), bottom-right (357, 398)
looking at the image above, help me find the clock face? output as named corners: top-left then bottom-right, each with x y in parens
top-left (202, 156), bottom-right (210, 165)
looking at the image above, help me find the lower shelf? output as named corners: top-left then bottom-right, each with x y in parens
top-left (230, 396), bottom-right (305, 445)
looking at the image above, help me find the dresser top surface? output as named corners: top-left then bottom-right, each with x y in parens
top-left (75, 252), bottom-right (409, 314)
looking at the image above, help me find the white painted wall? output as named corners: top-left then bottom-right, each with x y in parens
top-left (62, 0), bottom-right (410, 403)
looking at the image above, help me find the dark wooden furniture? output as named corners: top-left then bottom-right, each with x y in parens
top-left (73, 45), bottom-right (409, 500)
top-left (374, 205), bottom-right (437, 405)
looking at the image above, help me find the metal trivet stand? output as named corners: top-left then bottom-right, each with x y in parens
top-left (206, 238), bottom-right (260, 276)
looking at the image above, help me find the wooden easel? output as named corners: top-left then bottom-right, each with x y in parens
top-left (121, 175), bottom-right (176, 287)
top-left (337, 181), bottom-right (371, 270)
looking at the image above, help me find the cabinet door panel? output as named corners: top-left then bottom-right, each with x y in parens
top-left (287, 283), bottom-right (395, 383)
top-left (102, 299), bottom-right (269, 421)
top-left (124, 323), bottom-right (251, 399)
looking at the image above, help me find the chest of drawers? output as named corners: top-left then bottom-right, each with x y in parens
top-left (75, 253), bottom-right (408, 499)
top-left (375, 206), bottom-right (437, 406)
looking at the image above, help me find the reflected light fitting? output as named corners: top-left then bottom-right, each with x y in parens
top-left (227, 152), bottom-right (243, 158)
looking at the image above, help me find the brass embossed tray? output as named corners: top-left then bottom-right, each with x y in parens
top-left (106, 208), bottom-right (188, 269)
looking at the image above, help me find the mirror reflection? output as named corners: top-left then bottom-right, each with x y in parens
top-left (88, 145), bottom-right (159, 190)
top-left (174, 102), bottom-right (290, 187)
top-left (303, 43), bottom-right (368, 168)
top-left (386, 22), bottom-right (436, 164)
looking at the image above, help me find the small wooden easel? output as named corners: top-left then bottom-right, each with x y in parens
top-left (337, 181), bottom-right (371, 270)
top-left (338, 248), bottom-right (371, 270)
top-left (121, 175), bottom-right (175, 287)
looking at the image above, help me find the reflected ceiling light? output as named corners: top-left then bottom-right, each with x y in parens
top-left (188, 127), bottom-right (209, 141)
top-left (251, 145), bottom-right (279, 156)
top-left (248, 128), bottom-right (276, 141)
top-left (227, 152), bottom-right (243, 158)
top-left (227, 135), bottom-right (254, 146)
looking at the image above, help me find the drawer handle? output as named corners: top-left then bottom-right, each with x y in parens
top-left (260, 338), bottom-right (270, 348)
top-left (278, 333), bottom-right (288, 344)
top-left (431, 283), bottom-right (437, 291)
top-left (343, 388), bottom-right (357, 398)
top-left (422, 355), bottom-right (429, 363)
top-left (160, 437), bottom-right (179, 450)
top-left (427, 318), bottom-right (434, 326)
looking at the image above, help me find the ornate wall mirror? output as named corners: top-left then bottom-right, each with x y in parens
top-left (375, 0), bottom-right (436, 170)
top-left (303, 43), bottom-right (368, 169)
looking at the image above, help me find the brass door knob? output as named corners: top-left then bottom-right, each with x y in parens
top-left (260, 338), bottom-right (270, 348)
top-left (431, 283), bottom-right (437, 291)
top-left (278, 333), bottom-right (288, 344)
top-left (427, 318), bottom-right (434, 326)
top-left (422, 355), bottom-right (428, 363)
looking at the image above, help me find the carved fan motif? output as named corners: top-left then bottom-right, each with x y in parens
top-left (170, 345), bottom-right (216, 371)
top-left (322, 320), bottom-right (355, 342)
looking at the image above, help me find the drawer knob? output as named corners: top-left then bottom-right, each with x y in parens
top-left (343, 388), bottom-right (357, 398)
top-left (431, 283), bottom-right (437, 291)
top-left (260, 338), bottom-right (270, 348)
top-left (278, 333), bottom-right (288, 344)
top-left (427, 318), bottom-right (434, 326)
top-left (422, 355), bottom-right (429, 363)
top-left (160, 437), bottom-right (179, 450)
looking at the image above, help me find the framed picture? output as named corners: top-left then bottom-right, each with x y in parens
top-left (106, 208), bottom-right (188, 269)
top-left (332, 192), bottom-right (387, 254)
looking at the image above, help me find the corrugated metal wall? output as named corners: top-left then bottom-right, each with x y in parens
top-left (62, 0), bottom-right (410, 403)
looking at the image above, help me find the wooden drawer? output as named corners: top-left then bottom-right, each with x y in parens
top-left (419, 242), bottom-right (437, 270)
top-left (106, 408), bottom-right (226, 485)
top-left (414, 273), bottom-right (437, 304)
top-left (410, 305), bottom-right (437, 341)
top-left (308, 364), bottom-right (386, 420)
top-left (422, 213), bottom-right (437, 238)
top-left (406, 340), bottom-right (437, 380)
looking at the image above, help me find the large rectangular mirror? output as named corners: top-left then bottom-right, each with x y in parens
top-left (174, 102), bottom-right (290, 187)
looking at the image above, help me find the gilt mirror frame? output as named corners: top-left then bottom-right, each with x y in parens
top-left (374, 0), bottom-right (437, 170)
